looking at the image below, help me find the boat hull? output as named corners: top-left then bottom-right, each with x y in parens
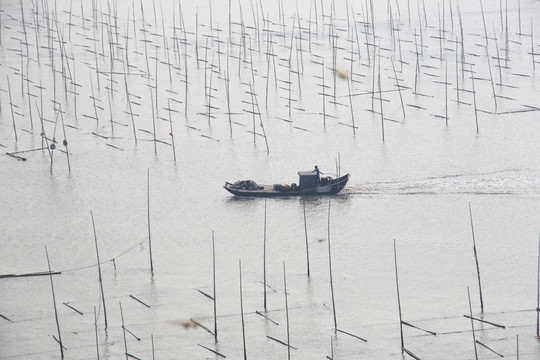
top-left (224, 174), bottom-right (350, 197)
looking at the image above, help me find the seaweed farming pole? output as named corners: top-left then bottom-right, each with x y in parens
top-left (467, 287), bottom-right (479, 360)
top-left (445, 60), bottom-right (448, 126)
top-left (239, 260), bottom-right (248, 360)
top-left (469, 203), bottom-right (484, 312)
top-left (283, 262), bottom-right (291, 360)
top-left (394, 239), bottom-right (404, 353)
top-left (378, 47), bottom-right (385, 143)
top-left (120, 302), bottom-right (128, 360)
top-left (94, 307), bottom-right (99, 359)
top-left (45, 247), bottom-right (64, 359)
top-left (532, 18), bottom-right (535, 72)
top-left (59, 105), bottom-right (71, 172)
top-left (470, 66), bottom-right (479, 134)
top-left (91, 211), bottom-right (108, 330)
top-left (167, 98), bottom-right (176, 163)
top-left (303, 196), bottom-right (310, 278)
top-left (537, 232), bottom-right (540, 337)
top-left (327, 199), bottom-right (337, 333)
top-left (263, 197), bottom-right (267, 311)
top-left (212, 231), bottom-right (217, 341)
top-left (147, 169), bottom-right (154, 274)
top-left (7, 76), bottom-right (18, 141)
top-left (346, 72), bottom-right (356, 135)
top-left (391, 57), bottom-right (405, 119)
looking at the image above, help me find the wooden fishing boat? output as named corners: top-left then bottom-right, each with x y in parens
top-left (224, 171), bottom-right (350, 197)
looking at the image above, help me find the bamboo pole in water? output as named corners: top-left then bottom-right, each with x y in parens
top-left (303, 196), bottom-right (310, 278)
top-left (469, 203), bottom-right (484, 312)
top-left (239, 260), bottom-right (248, 359)
top-left (120, 302), bottom-right (128, 360)
top-left (148, 169), bottom-right (154, 274)
top-left (45, 247), bottom-right (64, 359)
top-left (283, 261), bottom-right (291, 360)
top-left (212, 231), bottom-right (217, 341)
top-left (327, 199), bottom-right (337, 333)
top-left (393, 239), bottom-right (404, 353)
top-left (91, 211), bottom-right (108, 330)
top-left (467, 287), bottom-right (479, 360)
top-left (470, 66), bottom-right (479, 134)
top-left (263, 197), bottom-right (267, 311)
top-left (94, 306), bottom-right (99, 360)
top-left (537, 233), bottom-right (540, 337)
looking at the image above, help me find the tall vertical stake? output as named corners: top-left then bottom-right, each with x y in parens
top-left (467, 287), bottom-right (479, 360)
top-left (212, 231), bottom-right (217, 341)
top-left (45, 247), bottom-right (64, 359)
top-left (303, 196), bottom-right (310, 277)
top-left (536, 232), bottom-right (540, 337)
top-left (94, 306), bottom-right (99, 359)
top-left (263, 197), bottom-right (267, 311)
top-left (148, 169), bottom-right (154, 274)
top-left (120, 302), bottom-right (128, 360)
top-left (239, 260), bottom-right (248, 360)
top-left (283, 262), bottom-right (291, 360)
top-left (470, 66), bottom-right (479, 134)
top-left (469, 203), bottom-right (484, 312)
top-left (327, 199), bottom-right (337, 333)
top-left (91, 211), bottom-right (108, 329)
top-left (394, 239), bottom-right (404, 353)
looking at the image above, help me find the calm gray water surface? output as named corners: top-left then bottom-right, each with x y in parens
top-left (1, 0), bottom-right (540, 358)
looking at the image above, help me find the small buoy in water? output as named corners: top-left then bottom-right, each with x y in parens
top-left (50, 143), bottom-right (56, 150)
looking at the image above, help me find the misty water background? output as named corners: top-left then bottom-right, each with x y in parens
top-left (1, 0), bottom-right (540, 358)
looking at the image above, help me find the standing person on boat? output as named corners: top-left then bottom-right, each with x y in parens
top-left (313, 165), bottom-right (323, 181)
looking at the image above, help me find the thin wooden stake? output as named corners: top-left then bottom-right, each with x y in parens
top-left (120, 302), bottom-right (128, 360)
top-left (394, 239), bottom-right (404, 353)
top-left (147, 169), bottom-right (154, 274)
top-left (327, 199), bottom-right (337, 333)
top-left (263, 197), bottom-right (267, 311)
top-left (91, 211), bottom-right (108, 330)
top-left (537, 232), bottom-right (540, 337)
top-left (303, 196), bottom-right (310, 278)
top-left (212, 231), bottom-right (217, 341)
top-left (239, 260), bottom-right (247, 360)
top-left (45, 247), bottom-right (64, 359)
top-left (469, 203), bottom-right (484, 312)
top-left (467, 287), bottom-right (479, 360)
top-left (283, 262), bottom-right (290, 360)
top-left (470, 66), bottom-right (479, 134)
top-left (94, 306), bottom-right (99, 360)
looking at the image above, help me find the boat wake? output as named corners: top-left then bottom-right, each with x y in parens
top-left (344, 169), bottom-right (540, 197)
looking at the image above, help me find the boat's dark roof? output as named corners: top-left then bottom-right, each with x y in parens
top-left (298, 171), bottom-right (317, 176)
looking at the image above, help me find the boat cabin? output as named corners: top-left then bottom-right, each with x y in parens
top-left (298, 171), bottom-right (319, 189)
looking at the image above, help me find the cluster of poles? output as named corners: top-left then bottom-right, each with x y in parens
top-left (2, 0), bottom-right (540, 171)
